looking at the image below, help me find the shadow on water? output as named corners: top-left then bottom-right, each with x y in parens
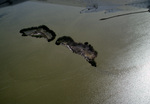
top-left (0, 0), bottom-right (85, 9)
top-left (1, 0), bottom-right (150, 16)
top-left (20, 25), bottom-right (98, 67)
top-left (0, 0), bottom-right (27, 8)
top-left (0, 0), bottom-right (13, 5)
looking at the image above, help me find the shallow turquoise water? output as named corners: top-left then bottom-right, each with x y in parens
top-left (0, 1), bottom-right (150, 104)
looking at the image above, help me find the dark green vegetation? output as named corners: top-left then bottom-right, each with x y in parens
top-left (20, 25), bottom-right (56, 42)
top-left (56, 36), bottom-right (97, 67)
top-left (20, 25), bottom-right (97, 67)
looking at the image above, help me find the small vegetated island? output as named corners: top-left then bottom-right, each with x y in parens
top-left (20, 25), bottom-right (56, 42)
top-left (56, 36), bottom-right (97, 67)
top-left (20, 25), bottom-right (97, 67)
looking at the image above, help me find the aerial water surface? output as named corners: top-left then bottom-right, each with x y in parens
top-left (0, 0), bottom-right (150, 104)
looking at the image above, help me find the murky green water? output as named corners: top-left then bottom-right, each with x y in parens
top-left (0, 1), bottom-right (150, 104)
